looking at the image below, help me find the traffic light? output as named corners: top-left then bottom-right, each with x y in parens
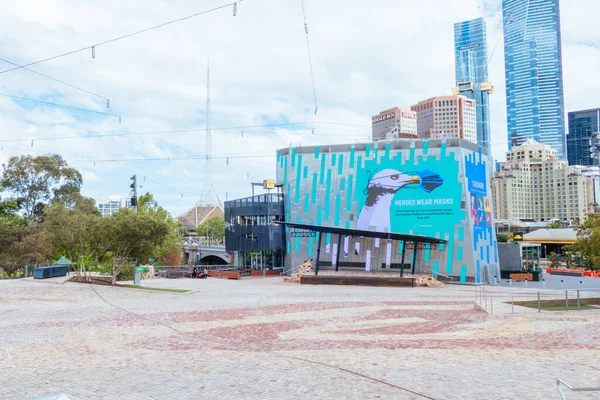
top-left (130, 175), bottom-right (138, 210)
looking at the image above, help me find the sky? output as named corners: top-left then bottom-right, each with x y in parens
top-left (1, 0), bottom-right (599, 217)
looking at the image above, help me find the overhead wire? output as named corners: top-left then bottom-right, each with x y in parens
top-left (300, 0), bottom-right (318, 115)
top-left (0, 148), bottom-right (194, 206)
top-left (0, 0), bottom-right (329, 204)
top-left (0, 125), bottom-right (514, 148)
top-left (65, 153), bottom-right (275, 165)
top-left (241, 130), bottom-right (369, 138)
top-left (0, 1), bottom-right (243, 76)
top-left (0, 145), bottom-right (202, 201)
top-left (0, 144), bottom-right (51, 155)
top-left (0, 121), bottom-right (370, 143)
top-left (0, 93), bottom-right (120, 120)
top-left (109, 160), bottom-right (195, 200)
top-left (0, 151), bottom-right (277, 168)
top-left (0, 56), bottom-right (110, 102)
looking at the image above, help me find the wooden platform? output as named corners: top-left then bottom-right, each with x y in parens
top-left (300, 275), bottom-right (415, 287)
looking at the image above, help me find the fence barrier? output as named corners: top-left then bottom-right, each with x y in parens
top-left (556, 378), bottom-right (600, 400)
top-left (474, 287), bottom-right (600, 314)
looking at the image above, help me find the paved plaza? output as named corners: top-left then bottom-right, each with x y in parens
top-left (1, 277), bottom-right (600, 399)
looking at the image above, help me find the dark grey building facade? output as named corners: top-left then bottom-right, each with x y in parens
top-left (567, 108), bottom-right (600, 166)
top-left (224, 193), bottom-right (286, 269)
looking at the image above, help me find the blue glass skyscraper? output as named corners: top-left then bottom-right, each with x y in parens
top-left (502, 0), bottom-right (567, 158)
top-left (454, 18), bottom-right (491, 152)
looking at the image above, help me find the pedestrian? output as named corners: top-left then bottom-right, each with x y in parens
top-left (192, 266), bottom-right (198, 279)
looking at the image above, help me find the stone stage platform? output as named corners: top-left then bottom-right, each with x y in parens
top-left (301, 274), bottom-right (415, 287)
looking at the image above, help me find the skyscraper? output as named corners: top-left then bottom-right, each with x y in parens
top-left (454, 18), bottom-right (492, 152)
top-left (567, 108), bottom-right (600, 166)
top-left (502, 0), bottom-right (567, 158)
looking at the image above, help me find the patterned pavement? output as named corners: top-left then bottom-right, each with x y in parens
top-left (1, 277), bottom-right (600, 399)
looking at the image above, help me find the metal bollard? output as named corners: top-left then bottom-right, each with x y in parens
top-left (561, 280), bottom-right (564, 289)
top-left (509, 278), bottom-right (512, 287)
top-left (495, 276), bottom-right (498, 285)
top-left (485, 290), bottom-right (488, 310)
top-left (525, 279), bottom-right (528, 288)
top-left (542, 278), bottom-right (546, 289)
top-left (577, 290), bottom-right (580, 311)
top-left (511, 295), bottom-right (514, 314)
top-left (538, 292), bottom-right (541, 313)
top-left (565, 290), bottom-right (569, 311)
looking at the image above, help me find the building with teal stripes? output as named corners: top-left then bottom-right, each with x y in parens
top-left (276, 138), bottom-right (499, 284)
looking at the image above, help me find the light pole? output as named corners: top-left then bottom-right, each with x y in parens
top-left (189, 242), bottom-right (198, 267)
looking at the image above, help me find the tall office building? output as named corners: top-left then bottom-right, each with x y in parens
top-left (567, 108), bottom-right (600, 166)
top-left (371, 107), bottom-right (417, 141)
top-left (453, 18), bottom-right (493, 152)
top-left (502, 0), bottom-right (567, 158)
top-left (411, 95), bottom-right (477, 144)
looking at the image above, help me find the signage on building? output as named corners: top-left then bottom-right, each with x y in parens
top-left (459, 43), bottom-right (481, 51)
top-left (372, 113), bottom-right (395, 124)
top-left (356, 156), bottom-right (462, 235)
top-left (465, 155), bottom-right (494, 283)
top-left (401, 112), bottom-right (415, 119)
top-left (263, 179), bottom-right (275, 189)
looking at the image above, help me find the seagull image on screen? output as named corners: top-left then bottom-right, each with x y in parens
top-left (357, 168), bottom-right (444, 232)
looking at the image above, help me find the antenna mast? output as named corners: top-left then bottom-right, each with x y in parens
top-left (205, 57), bottom-right (212, 196)
top-left (196, 58), bottom-right (213, 208)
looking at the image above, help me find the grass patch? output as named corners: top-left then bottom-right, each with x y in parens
top-left (536, 304), bottom-right (597, 312)
top-left (508, 297), bottom-right (600, 311)
top-left (124, 285), bottom-right (191, 294)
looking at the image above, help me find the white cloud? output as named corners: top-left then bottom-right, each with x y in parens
top-left (0, 0), bottom-right (598, 216)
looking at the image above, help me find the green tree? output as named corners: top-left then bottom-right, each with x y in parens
top-left (573, 213), bottom-right (600, 270)
top-left (0, 195), bottom-right (23, 226)
top-left (44, 196), bottom-right (102, 281)
top-left (99, 208), bottom-right (171, 284)
top-left (496, 234), bottom-right (508, 243)
top-left (547, 222), bottom-right (561, 229)
top-left (562, 244), bottom-right (590, 269)
top-left (547, 252), bottom-right (560, 268)
top-left (135, 192), bottom-right (183, 265)
top-left (197, 216), bottom-right (225, 245)
top-left (1, 154), bottom-right (82, 221)
top-left (0, 225), bottom-right (48, 274)
top-left (137, 192), bottom-right (159, 213)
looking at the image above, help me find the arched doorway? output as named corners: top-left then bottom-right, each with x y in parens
top-left (199, 255), bottom-right (228, 266)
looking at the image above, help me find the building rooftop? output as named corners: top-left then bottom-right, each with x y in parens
top-left (522, 228), bottom-right (577, 244)
top-left (176, 204), bottom-right (224, 231)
